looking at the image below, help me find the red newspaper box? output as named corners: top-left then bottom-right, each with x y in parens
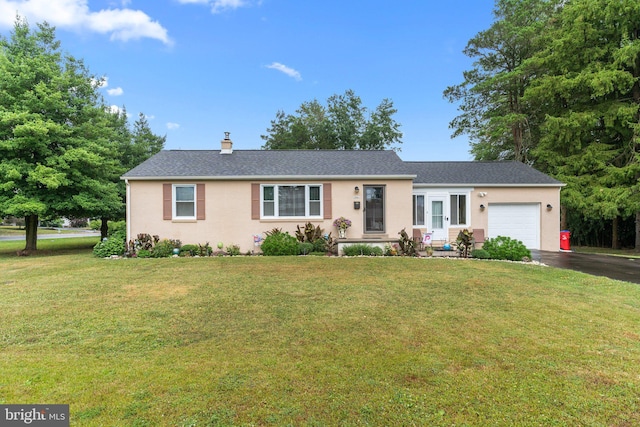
top-left (560, 230), bottom-right (571, 251)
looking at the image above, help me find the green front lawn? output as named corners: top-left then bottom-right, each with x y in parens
top-left (0, 226), bottom-right (95, 237)
top-left (0, 237), bottom-right (100, 258)
top-left (1, 251), bottom-right (639, 426)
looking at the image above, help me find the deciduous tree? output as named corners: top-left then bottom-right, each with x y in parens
top-left (0, 18), bottom-right (120, 251)
top-left (261, 89), bottom-right (402, 151)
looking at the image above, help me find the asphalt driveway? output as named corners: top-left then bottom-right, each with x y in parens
top-left (533, 250), bottom-right (640, 284)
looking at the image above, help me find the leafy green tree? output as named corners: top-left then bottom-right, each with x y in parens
top-left (261, 89), bottom-right (402, 151)
top-left (0, 18), bottom-right (120, 251)
top-left (444, 0), bottom-right (559, 162)
top-left (524, 0), bottom-right (640, 249)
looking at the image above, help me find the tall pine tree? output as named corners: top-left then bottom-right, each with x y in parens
top-left (525, 0), bottom-right (640, 249)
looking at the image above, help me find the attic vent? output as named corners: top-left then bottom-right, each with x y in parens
top-left (221, 132), bottom-right (232, 154)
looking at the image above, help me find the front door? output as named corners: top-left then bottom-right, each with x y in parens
top-left (364, 185), bottom-right (385, 233)
top-left (427, 195), bottom-right (447, 241)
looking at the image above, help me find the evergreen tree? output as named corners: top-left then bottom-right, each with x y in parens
top-left (525, 0), bottom-right (640, 249)
top-left (444, 0), bottom-right (559, 162)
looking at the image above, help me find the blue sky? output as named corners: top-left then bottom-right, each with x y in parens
top-left (0, 0), bottom-right (496, 161)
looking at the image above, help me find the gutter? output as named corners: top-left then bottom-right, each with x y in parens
top-left (121, 174), bottom-right (418, 181)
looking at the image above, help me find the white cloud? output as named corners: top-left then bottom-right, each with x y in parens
top-left (0, 0), bottom-right (172, 45)
top-left (166, 122), bottom-right (180, 130)
top-left (108, 105), bottom-right (121, 114)
top-left (177, 0), bottom-right (252, 14)
top-left (107, 87), bottom-right (123, 96)
top-left (91, 76), bottom-right (108, 89)
top-left (266, 62), bottom-right (302, 81)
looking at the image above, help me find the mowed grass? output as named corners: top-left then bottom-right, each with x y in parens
top-left (1, 249), bottom-right (639, 426)
top-left (0, 237), bottom-right (100, 258)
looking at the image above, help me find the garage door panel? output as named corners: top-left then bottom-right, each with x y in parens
top-left (488, 204), bottom-right (540, 249)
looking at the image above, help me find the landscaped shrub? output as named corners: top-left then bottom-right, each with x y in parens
top-left (342, 244), bottom-right (383, 256)
top-left (397, 228), bottom-right (417, 256)
top-left (312, 238), bottom-right (328, 253)
top-left (93, 231), bottom-right (126, 257)
top-left (482, 236), bottom-right (531, 261)
top-left (456, 228), bottom-right (474, 258)
top-left (137, 249), bottom-right (152, 258)
top-left (261, 231), bottom-right (299, 256)
top-left (298, 242), bottom-right (314, 255)
top-left (295, 222), bottom-right (333, 254)
top-left (180, 244), bottom-right (198, 256)
top-left (151, 239), bottom-right (175, 258)
top-left (226, 244), bottom-right (241, 256)
top-left (471, 248), bottom-right (491, 259)
top-left (194, 243), bottom-right (213, 256)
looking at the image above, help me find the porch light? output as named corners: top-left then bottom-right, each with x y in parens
top-left (547, 204), bottom-right (553, 210)
top-left (354, 186), bottom-right (359, 194)
top-left (480, 204), bottom-right (485, 211)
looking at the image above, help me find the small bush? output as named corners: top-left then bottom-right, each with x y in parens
top-left (342, 244), bottom-right (383, 256)
top-left (93, 231), bottom-right (126, 257)
top-left (298, 242), bottom-right (314, 255)
top-left (180, 244), bottom-right (199, 256)
top-left (397, 228), bottom-right (416, 256)
top-left (137, 249), bottom-right (152, 258)
top-left (152, 239), bottom-right (175, 258)
top-left (197, 243), bottom-right (213, 256)
top-left (471, 248), bottom-right (491, 259)
top-left (312, 238), bottom-right (328, 253)
top-left (482, 236), bottom-right (531, 261)
top-left (226, 244), bottom-right (241, 256)
top-left (261, 231), bottom-right (299, 256)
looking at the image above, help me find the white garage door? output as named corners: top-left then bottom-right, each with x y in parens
top-left (488, 203), bottom-right (540, 249)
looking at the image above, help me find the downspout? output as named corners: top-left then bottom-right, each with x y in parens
top-left (125, 179), bottom-right (131, 245)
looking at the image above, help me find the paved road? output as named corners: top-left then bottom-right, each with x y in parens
top-left (534, 250), bottom-right (640, 284)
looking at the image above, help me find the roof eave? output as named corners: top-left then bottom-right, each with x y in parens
top-left (412, 183), bottom-right (565, 187)
top-left (122, 174), bottom-right (417, 181)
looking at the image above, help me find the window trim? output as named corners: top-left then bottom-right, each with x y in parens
top-left (260, 184), bottom-right (324, 219)
top-left (173, 184), bottom-right (197, 220)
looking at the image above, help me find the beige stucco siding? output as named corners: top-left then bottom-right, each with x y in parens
top-left (127, 179), bottom-right (413, 253)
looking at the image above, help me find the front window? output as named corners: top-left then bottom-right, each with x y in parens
top-left (450, 194), bottom-right (467, 225)
top-left (262, 184), bottom-right (323, 218)
top-left (174, 184), bottom-right (196, 219)
top-left (413, 195), bottom-right (425, 226)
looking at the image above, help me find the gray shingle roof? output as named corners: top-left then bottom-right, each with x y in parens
top-left (406, 161), bottom-right (563, 186)
top-left (122, 150), bottom-right (562, 186)
top-left (122, 149), bottom-right (413, 179)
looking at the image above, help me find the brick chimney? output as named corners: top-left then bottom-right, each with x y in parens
top-left (220, 131), bottom-right (233, 154)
